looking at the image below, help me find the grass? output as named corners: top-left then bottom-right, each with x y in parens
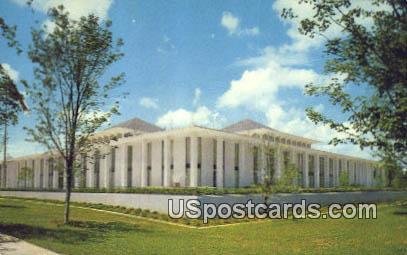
top-left (0, 197), bottom-right (406, 254)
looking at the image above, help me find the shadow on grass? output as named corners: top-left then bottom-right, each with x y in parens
top-left (0, 221), bottom-right (148, 244)
top-left (0, 204), bottom-right (26, 209)
top-left (393, 202), bottom-right (407, 216)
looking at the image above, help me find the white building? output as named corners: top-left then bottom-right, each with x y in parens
top-left (0, 118), bottom-right (383, 190)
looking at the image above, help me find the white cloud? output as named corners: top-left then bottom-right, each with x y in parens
top-left (139, 97), bottom-right (159, 109)
top-left (156, 106), bottom-right (225, 129)
top-left (1, 63), bottom-right (19, 81)
top-left (218, 61), bottom-right (320, 110)
top-left (192, 88), bottom-right (201, 106)
top-left (216, 1), bottom-right (385, 159)
top-left (221, 11), bottom-right (239, 34)
top-left (12, 0), bottom-right (113, 20)
top-left (11, 0), bottom-right (113, 34)
top-left (221, 11), bottom-right (259, 37)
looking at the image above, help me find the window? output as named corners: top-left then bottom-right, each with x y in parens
top-left (110, 148), bottom-right (115, 188)
top-left (308, 155), bottom-right (315, 188)
top-left (170, 140), bottom-right (174, 186)
top-left (48, 158), bottom-right (54, 188)
top-left (253, 146), bottom-right (259, 184)
top-left (58, 160), bottom-right (63, 190)
top-left (329, 158), bottom-right (334, 187)
top-left (127, 145), bottom-right (133, 187)
top-left (185, 137), bottom-right (191, 186)
top-left (213, 139), bottom-right (217, 187)
top-left (24, 161), bottom-right (28, 188)
top-left (161, 141), bottom-right (164, 186)
top-left (297, 154), bottom-right (303, 187)
top-left (234, 143), bottom-right (240, 188)
top-left (222, 141), bottom-right (226, 187)
top-left (94, 150), bottom-right (100, 189)
top-left (147, 142), bottom-right (152, 186)
top-left (31, 160), bottom-right (35, 188)
top-left (110, 148), bottom-right (116, 172)
top-left (198, 137), bottom-right (202, 186)
top-left (40, 159), bottom-right (44, 188)
top-left (81, 154), bottom-right (87, 188)
top-left (319, 157), bottom-right (325, 187)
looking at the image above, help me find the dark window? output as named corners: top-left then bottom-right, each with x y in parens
top-left (94, 150), bottom-right (100, 189)
top-left (127, 146), bottom-right (133, 187)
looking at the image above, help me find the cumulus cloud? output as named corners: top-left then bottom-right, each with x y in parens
top-left (156, 106), bottom-right (225, 129)
top-left (221, 11), bottom-right (259, 37)
top-left (12, 0), bottom-right (113, 20)
top-left (218, 61), bottom-right (320, 110)
top-left (11, 0), bottom-right (113, 34)
top-left (1, 63), bottom-right (19, 81)
top-left (216, 1), bottom-right (386, 159)
top-left (139, 97), bottom-right (159, 109)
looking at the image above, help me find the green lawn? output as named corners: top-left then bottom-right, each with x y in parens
top-left (0, 197), bottom-right (406, 255)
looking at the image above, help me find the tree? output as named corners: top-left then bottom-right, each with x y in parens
top-left (252, 135), bottom-right (277, 204)
top-left (25, 5), bottom-right (124, 224)
top-left (0, 16), bottom-right (27, 187)
top-left (277, 163), bottom-right (300, 192)
top-left (338, 170), bottom-right (350, 187)
top-left (282, 1), bottom-right (406, 167)
top-left (378, 153), bottom-right (405, 187)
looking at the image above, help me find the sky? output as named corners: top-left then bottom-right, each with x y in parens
top-left (0, 0), bottom-right (379, 159)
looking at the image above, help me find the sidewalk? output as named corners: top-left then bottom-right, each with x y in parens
top-left (0, 234), bottom-right (59, 255)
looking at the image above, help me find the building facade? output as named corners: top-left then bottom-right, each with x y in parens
top-left (0, 118), bottom-right (384, 190)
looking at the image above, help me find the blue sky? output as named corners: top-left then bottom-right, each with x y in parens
top-left (0, 0), bottom-right (376, 159)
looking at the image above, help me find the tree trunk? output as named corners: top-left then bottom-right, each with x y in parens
top-left (64, 154), bottom-right (74, 224)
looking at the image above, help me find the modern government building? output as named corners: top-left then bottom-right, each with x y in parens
top-left (0, 118), bottom-right (383, 190)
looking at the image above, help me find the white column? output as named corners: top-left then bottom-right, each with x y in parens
top-left (333, 158), bottom-right (339, 187)
top-left (163, 138), bottom-right (171, 187)
top-left (216, 138), bottom-right (224, 188)
top-left (141, 140), bottom-right (148, 187)
top-left (314, 154), bottom-right (320, 188)
top-left (87, 152), bottom-right (94, 188)
top-left (304, 152), bottom-right (309, 188)
top-left (103, 147), bottom-right (111, 188)
top-left (43, 158), bottom-right (49, 189)
top-left (190, 136), bottom-right (198, 187)
top-left (239, 141), bottom-right (251, 187)
top-left (116, 145), bottom-right (127, 188)
top-left (53, 166), bottom-right (59, 189)
top-left (34, 159), bottom-right (41, 189)
top-left (274, 146), bottom-right (282, 181)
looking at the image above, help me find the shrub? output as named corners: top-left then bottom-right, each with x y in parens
top-left (339, 171), bottom-right (350, 187)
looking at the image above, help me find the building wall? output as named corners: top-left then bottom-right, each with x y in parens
top-left (1, 131), bottom-right (381, 190)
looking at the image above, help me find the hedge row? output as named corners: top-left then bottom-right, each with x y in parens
top-left (0, 185), bottom-right (405, 195)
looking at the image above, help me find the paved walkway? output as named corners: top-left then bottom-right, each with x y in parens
top-left (0, 234), bottom-right (59, 255)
